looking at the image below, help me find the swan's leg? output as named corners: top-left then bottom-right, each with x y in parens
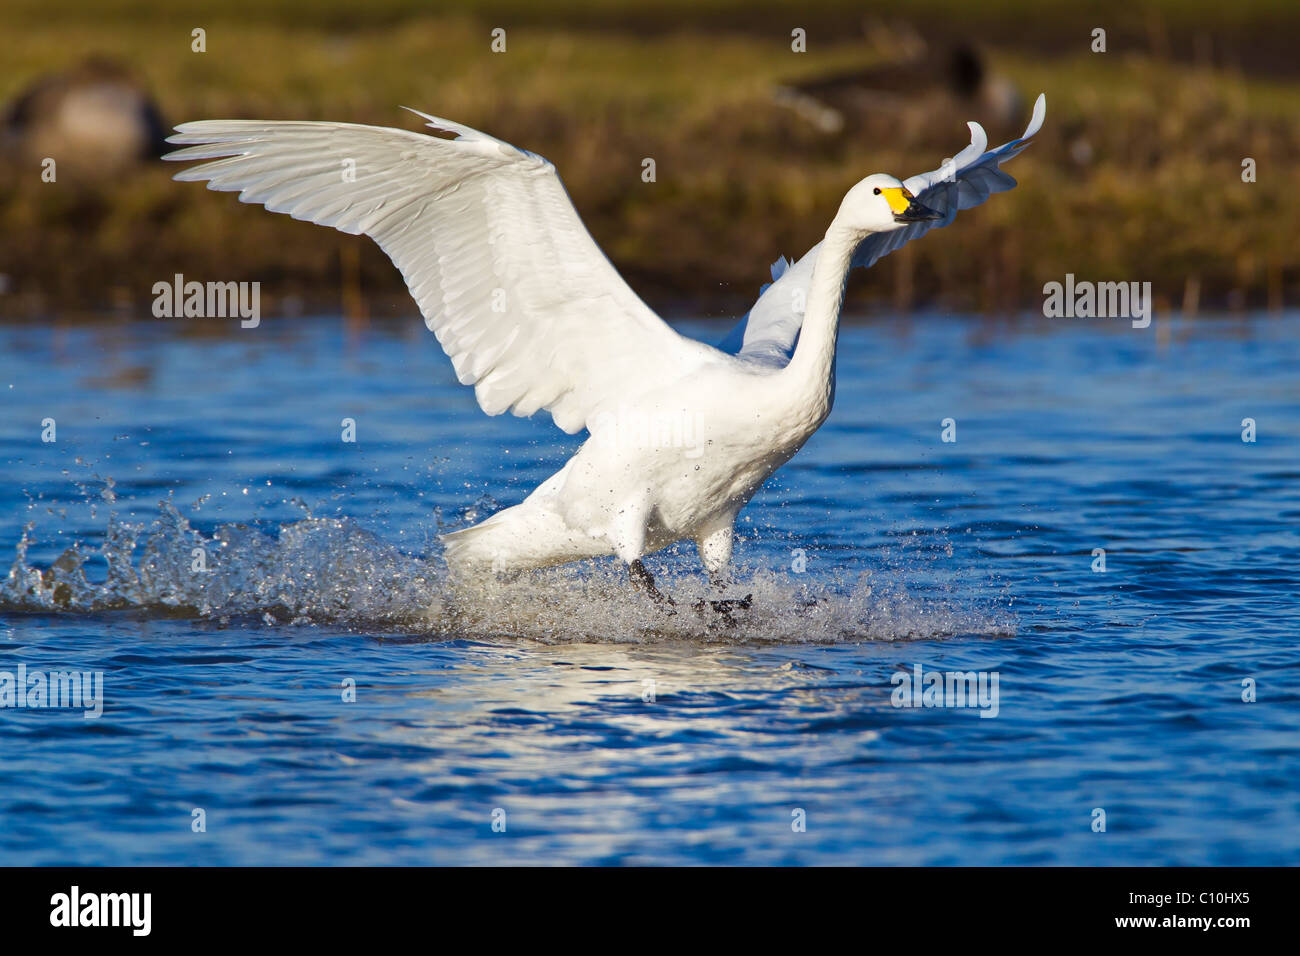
top-left (629, 559), bottom-right (674, 608)
top-left (693, 522), bottom-right (751, 620)
top-left (695, 523), bottom-right (734, 589)
top-left (612, 499), bottom-right (674, 609)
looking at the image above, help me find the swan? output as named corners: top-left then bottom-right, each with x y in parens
top-left (165, 93), bottom-right (1045, 603)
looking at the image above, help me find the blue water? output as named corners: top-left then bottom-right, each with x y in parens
top-left (1, 312), bottom-right (1296, 865)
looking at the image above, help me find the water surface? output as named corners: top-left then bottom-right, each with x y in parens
top-left (1, 312), bottom-right (1296, 864)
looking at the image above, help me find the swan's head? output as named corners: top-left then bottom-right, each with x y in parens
top-left (838, 173), bottom-right (942, 233)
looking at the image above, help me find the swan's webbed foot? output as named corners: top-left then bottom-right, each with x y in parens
top-left (630, 559), bottom-right (676, 613)
top-left (691, 591), bottom-right (753, 628)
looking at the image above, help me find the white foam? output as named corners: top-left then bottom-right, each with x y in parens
top-left (2, 496), bottom-right (1015, 644)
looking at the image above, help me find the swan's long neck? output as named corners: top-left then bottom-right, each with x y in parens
top-left (782, 219), bottom-right (861, 410)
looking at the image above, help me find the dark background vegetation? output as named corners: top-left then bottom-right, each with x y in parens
top-left (1, 0), bottom-right (1296, 320)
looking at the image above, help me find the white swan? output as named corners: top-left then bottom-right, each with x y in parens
top-left (165, 94), bottom-right (1045, 602)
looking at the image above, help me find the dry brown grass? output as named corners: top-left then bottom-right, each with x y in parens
top-left (1, 5), bottom-right (1296, 319)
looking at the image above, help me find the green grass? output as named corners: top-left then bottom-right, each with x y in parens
top-left (2, 1), bottom-right (1297, 318)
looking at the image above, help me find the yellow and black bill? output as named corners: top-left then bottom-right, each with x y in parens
top-left (881, 187), bottom-right (943, 223)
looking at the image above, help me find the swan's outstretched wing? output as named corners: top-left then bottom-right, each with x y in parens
top-left (165, 111), bottom-right (709, 433)
top-left (720, 93), bottom-right (1046, 365)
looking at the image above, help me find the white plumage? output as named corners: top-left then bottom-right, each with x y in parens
top-left (166, 94), bottom-right (1045, 599)
top-left (721, 93), bottom-right (1046, 365)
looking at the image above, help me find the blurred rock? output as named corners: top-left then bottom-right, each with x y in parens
top-left (775, 43), bottom-right (1024, 145)
top-left (3, 56), bottom-right (168, 175)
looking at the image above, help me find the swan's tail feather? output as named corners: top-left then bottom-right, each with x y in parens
top-left (440, 512), bottom-right (516, 578)
top-left (440, 504), bottom-right (611, 579)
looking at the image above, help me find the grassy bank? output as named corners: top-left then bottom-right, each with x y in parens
top-left (1, 1), bottom-right (1297, 319)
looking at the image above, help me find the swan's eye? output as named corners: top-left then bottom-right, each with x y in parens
top-left (873, 188), bottom-right (881, 195)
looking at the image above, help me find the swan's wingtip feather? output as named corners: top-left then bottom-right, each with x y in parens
top-left (1025, 93), bottom-right (1047, 139)
top-left (400, 105), bottom-right (478, 142)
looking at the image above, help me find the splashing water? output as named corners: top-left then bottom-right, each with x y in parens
top-left (1, 488), bottom-right (1013, 644)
